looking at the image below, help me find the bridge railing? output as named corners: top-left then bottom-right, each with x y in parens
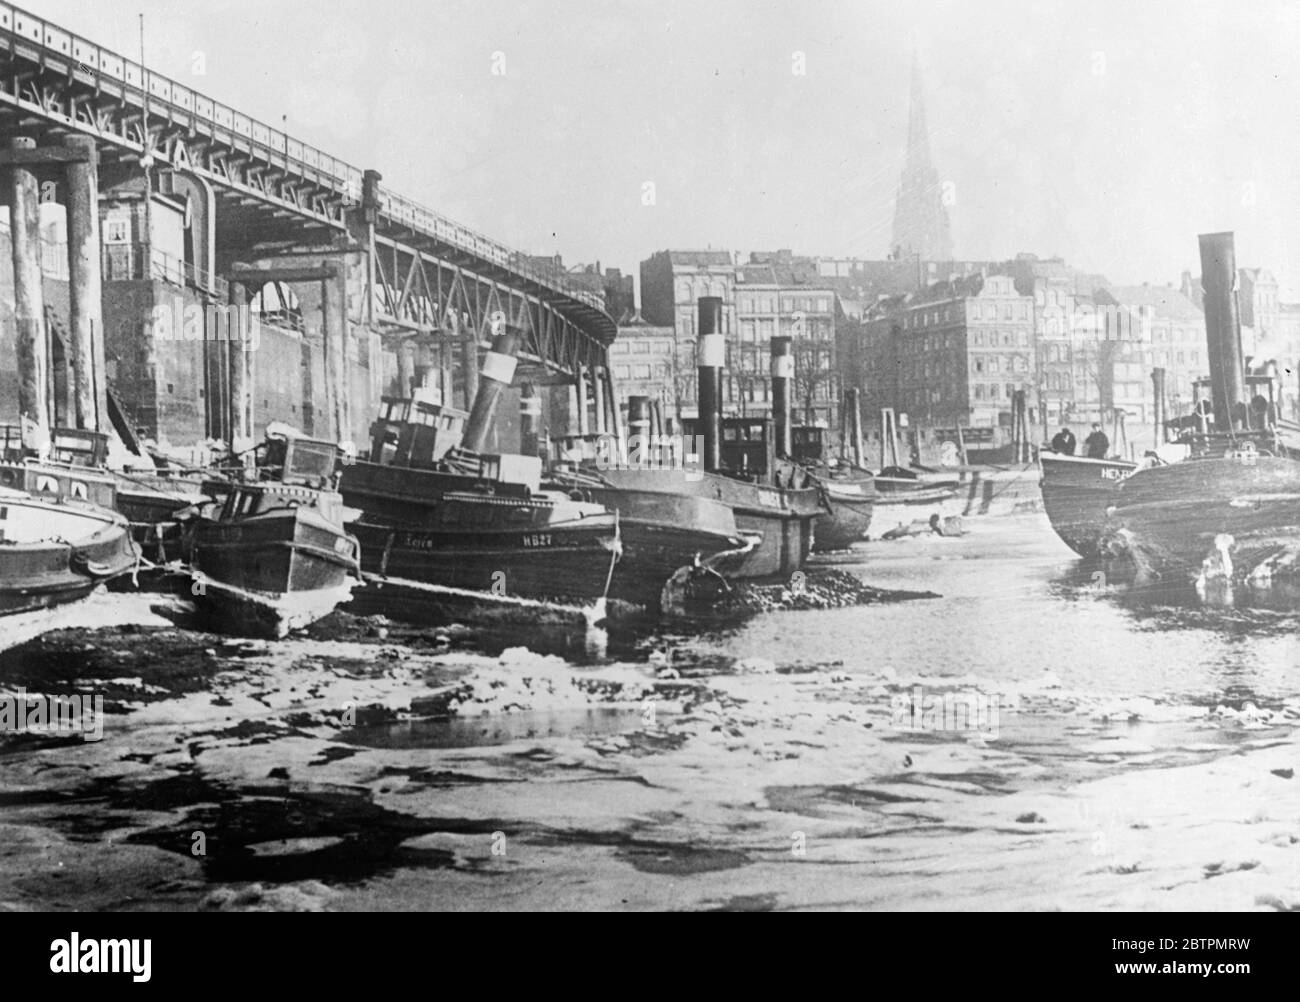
top-left (1, 3), bottom-right (609, 316)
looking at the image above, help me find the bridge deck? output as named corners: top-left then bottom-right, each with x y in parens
top-left (0, 2), bottom-right (615, 350)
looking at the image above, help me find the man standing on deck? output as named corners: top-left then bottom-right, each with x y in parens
top-left (1050, 426), bottom-right (1076, 455)
top-left (1084, 423), bottom-right (1109, 459)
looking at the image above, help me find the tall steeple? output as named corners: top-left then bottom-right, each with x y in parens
top-left (891, 55), bottom-right (953, 263)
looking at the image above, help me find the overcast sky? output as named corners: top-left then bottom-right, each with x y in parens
top-left (38, 0), bottom-right (1300, 298)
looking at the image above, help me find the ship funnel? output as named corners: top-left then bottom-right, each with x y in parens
top-left (697, 297), bottom-right (724, 473)
top-left (1197, 232), bottom-right (1247, 432)
top-left (461, 327), bottom-right (521, 453)
top-left (770, 335), bottom-right (794, 459)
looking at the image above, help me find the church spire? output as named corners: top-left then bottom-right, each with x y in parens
top-left (891, 55), bottom-right (953, 264)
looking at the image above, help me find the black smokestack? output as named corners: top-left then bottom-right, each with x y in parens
top-left (1197, 232), bottom-right (1246, 432)
top-left (696, 297), bottom-right (724, 473)
top-left (770, 335), bottom-right (793, 459)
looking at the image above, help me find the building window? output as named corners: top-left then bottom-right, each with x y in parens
top-left (614, 365), bottom-right (630, 379)
top-left (104, 215), bottom-right (130, 244)
top-left (634, 364), bottom-right (651, 379)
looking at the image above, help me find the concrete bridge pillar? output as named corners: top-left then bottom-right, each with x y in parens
top-left (460, 324), bottom-right (480, 412)
top-left (397, 340), bottom-right (416, 398)
top-left (519, 383), bottom-right (540, 458)
top-left (593, 365), bottom-right (608, 437)
top-left (603, 364), bottom-right (624, 455)
top-left (227, 280), bottom-right (253, 455)
top-left (63, 135), bottom-right (106, 432)
top-left (6, 137), bottom-right (49, 452)
top-left (576, 364), bottom-right (591, 436)
top-left (321, 265), bottom-right (349, 445)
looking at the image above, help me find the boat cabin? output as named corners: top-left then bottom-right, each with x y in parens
top-left (259, 436), bottom-right (346, 490)
top-left (368, 397), bottom-right (468, 469)
top-left (551, 431), bottom-right (618, 467)
top-left (0, 425), bottom-right (117, 508)
top-left (217, 478), bottom-right (348, 527)
top-left (792, 425), bottom-right (827, 465)
top-left (1188, 372), bottom-right (1281, 432)
top-left (682, 416), bottom-right (777, 480)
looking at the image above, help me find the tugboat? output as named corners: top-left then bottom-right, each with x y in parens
top-left (0, 425), bottom-right (218, 566)
top-left (1039, 450), bottom-right (1138, 557)
top-left (1099, 232), bottom-right (1300, 590)
top-left (187, 433), bottom-right (360, 638)
top-left (341, 331), bottom-right (622, 608)
top-left (546, 398), bottom-right (755, 609)
top-left (587, 309), bottom-right (821, 580)
top-left (0, 427), bottom-right (138, 616)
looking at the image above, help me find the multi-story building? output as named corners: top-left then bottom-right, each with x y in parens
top-left (998, 255), bottom-right (1111, 428)
top-left (638, 248), bottom-right (839, 427)
top-left (1238, 267), bottom-right (1280, 361)
top-left (639, 250), bottom-right (736, 419)
top-left (1093, 285), bottom-right (1203, 425)
top-left (853, 271), bottom-right (1037, 437)
top-left (608, 314), bottom-right (677, 423)
top-left (566, 262), bottom-right (636, 322)
top-left (734, 252), bottom-right (838, 426)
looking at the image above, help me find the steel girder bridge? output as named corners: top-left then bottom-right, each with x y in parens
top-left (0, 3), bottom-right (616, 385)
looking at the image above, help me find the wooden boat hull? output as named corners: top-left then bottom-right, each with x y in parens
top-left (116, 482), bottom-right (211, 564)
top-left (351, 515), bottom-right (621, 604)
top-left (190, 507), bottom-right (360, 637)
top-left (1039, 452), bottom-right (1138, 557)
top-left (810, 474), bottom-right (876, 552)
top-left (595, 467), bottom-right (819, 579)
top-left (571, 488), bottom-right (748, 606)
top-left (0, 490), bottom-right (138, 616)
top-left (0, 459), bottom-right (214, 566)
top-left (343, 460), bottom-right (623, 605)
top-left (1101, 455), bottom-right (1300, 580)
